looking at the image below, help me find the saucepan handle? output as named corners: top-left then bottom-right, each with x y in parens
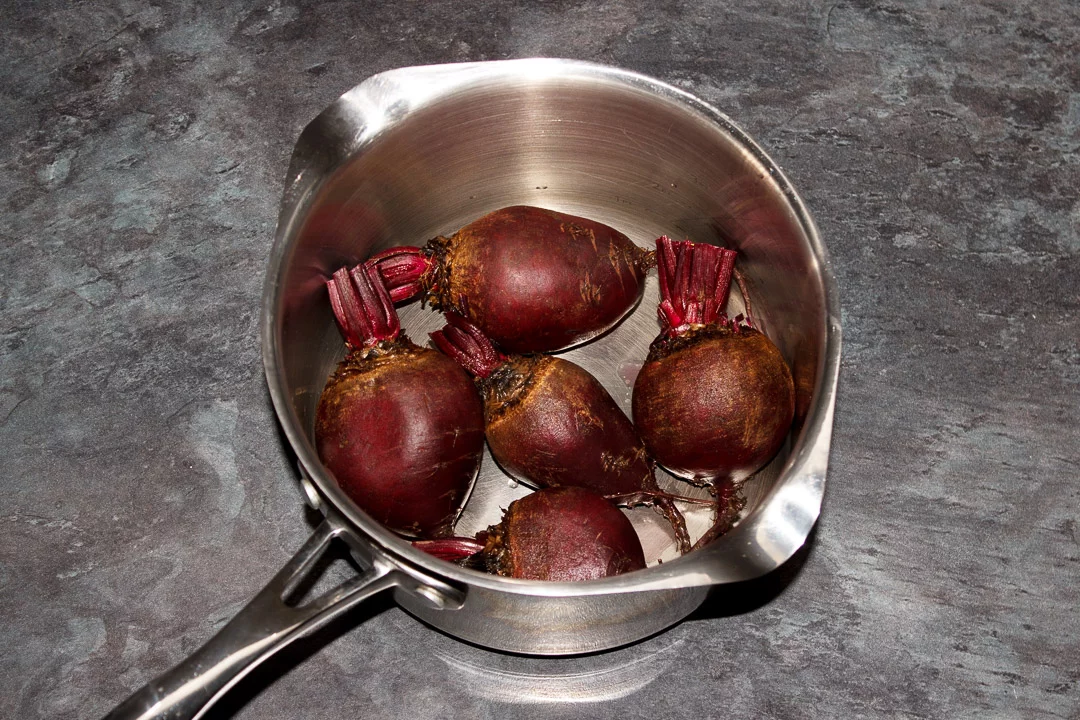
top-left (102, 520), bottom-right (401, 720)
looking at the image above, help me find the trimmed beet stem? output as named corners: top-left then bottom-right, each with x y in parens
top-left (366, 246), bottom-right (433, 303)
top-left (412, 537), bottom-right (486, 563)
top-left (429, 312), bottom-right (507, 379)
top-left (326, 264), bottom-right (400, 348)
top-left (655, 236), bottom-right (738, 333)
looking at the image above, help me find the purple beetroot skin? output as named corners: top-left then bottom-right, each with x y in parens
top-left (415, 486), bottom-right (647, 581)
top-left (632, 237), bottom-right (795, 548)
top-left (368, 205), bottom-right (653, 353)
top-left (315, 264), bottom-right (485, 538)
top-left (430, 312), bottom-right (694, 554)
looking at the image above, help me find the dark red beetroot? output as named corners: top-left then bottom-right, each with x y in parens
top-left (632, 237), bottom-right (795, 486)
top-left (430, 313), bottom-right (696, 553)
top-left (368, 205), bottom-right (653, 353)
top-left (414, 487), bottom-right (647, 581)
top-left (315, 264), bottom-right (485, 538)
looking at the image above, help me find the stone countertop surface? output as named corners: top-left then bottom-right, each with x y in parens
top-left (2, 1), bottom-right (1078, 718)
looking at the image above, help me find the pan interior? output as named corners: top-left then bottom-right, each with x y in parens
top-left (271, 67), bottom-right (826, 568)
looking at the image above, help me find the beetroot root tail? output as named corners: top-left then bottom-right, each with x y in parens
top-left (732, 267), bottom-right (757, 329)
top-left (690, 479), bottom-right (746, 552)
top-left (605, 490), bottom-right (693, 555)
top-left (655, 496), bottom-right (692, 555)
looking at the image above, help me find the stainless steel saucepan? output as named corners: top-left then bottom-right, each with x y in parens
top-left (104, 58), bottom-right (841, 720)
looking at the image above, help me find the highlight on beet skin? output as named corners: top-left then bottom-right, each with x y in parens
top-left (632, 236), bottom-right (795, 548)
top-left (314, 264), bottom-right (486, 539)
top-left (414, 486), bottom-right (647, 581)
top-left (430, 312), bottom-right (707, 555)
top-left (366, 205), bottom-right (654, 354)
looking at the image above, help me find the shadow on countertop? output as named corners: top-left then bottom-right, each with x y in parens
top-left (685, 521), bottom-right (819, 621)
top-left (206, 529), bottom-right (396, 720)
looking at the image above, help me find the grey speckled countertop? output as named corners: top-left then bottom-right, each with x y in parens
top-left (2, 2), bottom-right (1079, 719)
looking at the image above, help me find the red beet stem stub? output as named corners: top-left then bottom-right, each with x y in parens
top-left (429, 312), bottom-right (508, 379)
top-left (412, 537), bottom-right (486, 563)
top-left (327, 263), bottom-right (401, 348)
top-left (655, 236), bottom-right (737, 334)
top-left (366, 246), bottom-right (433, 304)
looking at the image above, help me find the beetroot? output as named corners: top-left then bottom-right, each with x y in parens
top-left (315, 264), bottom-right (485, 538)
top-left (415, 487), bottom-right (647, 581)
top-left (368, 205), bottom-right (653, 353)
top-left (430, 313), bottom-right (695, 553)
top-left (632, 237), bottom-right (795, 484)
